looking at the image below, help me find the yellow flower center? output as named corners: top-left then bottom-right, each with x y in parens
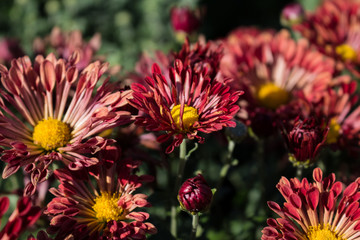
top-left (326, 118), bottom-right (341, 144)
top-left (32, 118), bottom-right (71, 151)
top-left (171, 104), bottom-right (199, 131)
top-left (307, 224), bottom-right (346, 240)
top-left (256, 83), bottom-right (290, 109)
top-left (335, 44), bottom-right (357, 62)
top-left (92, 192), bottom-right (123, 222)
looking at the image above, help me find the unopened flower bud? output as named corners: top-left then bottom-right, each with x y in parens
top-left (178, 174), bottom-right (213, 215)
top-left (283, 117), bottom-right (328, 166)
top-left (280, 3), bottom-right (304, 27)
top-left (170, 6), bottom-right (200, 34)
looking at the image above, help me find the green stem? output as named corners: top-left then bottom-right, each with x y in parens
top-left (171, 139), bottom-right (187, 238)
top-left (215, 139), bottom-right (236, 194)
top-left (190, 214), bottom-right (199, 240)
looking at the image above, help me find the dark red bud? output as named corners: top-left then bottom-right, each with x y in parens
top-left (178, 174), bottom-right (213, 214)
top-left (170, 7), bottom-right (200, 34)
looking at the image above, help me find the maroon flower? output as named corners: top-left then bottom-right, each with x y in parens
top-left (0, 53), bottom-right (132, 195)
top-left (178, 174), bottom-right (213, 215)
top-left (293, 0), bottom-right (360, 75)
top-left (130, 59), bottom-right (242, 153)
top-left (44, 146), bottom-right (156, 239)
top-left (0, 196), bottom-right (41, 240)
top-left (262, 168), bottom-right (360, 239)
top-left (282, 117), bottom-right (329, 166)
top-left (170, 6), bottom-right (200, 34)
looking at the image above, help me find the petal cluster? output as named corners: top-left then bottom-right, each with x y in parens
top-left (282, 117), bottom-right (329, 165)
top-left (0, 53), bottom-right (132, 195)
top-left (44, 146), bottom-right (156, 240)
top-left (130, 58), bottom-right (242, 153)
top-left (262, 167), bottom-right (360, 240)
top-left (0, 196), bottom-right (41, 240)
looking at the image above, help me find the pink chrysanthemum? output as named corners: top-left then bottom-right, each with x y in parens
top-left (262, 167), bottom-right (360, 240)
top-left (221, 29), bottom-right (335, 136)
top-left (313, 81), bottom-right (360, 150)
top-left (0, 196), bottom-right (41, 240)
top-left (45, 146), bottom-right (156, 240)
top-left (129, 58), bottom-right (243, 153)
top-left (293, 0), bottom-right (360, 75)
top-left (0, 53), bottom-right (132, 195)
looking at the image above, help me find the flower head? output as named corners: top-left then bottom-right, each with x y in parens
top-left (0, 196), bottom-right (41, 239)
top-left (221, 29), bottom-right (334, 137)
top-left (45, 146), bottom-right (156, 240)
top-left (0, 53), bottom-right (132, 195)
top-left (178, 174), bottom-right (213, 215)
top-left (282, 117), bottom-right (328, 166)
top-left (262, 167), bottom-right (360, 240)
top-left (313, 81), bottom-right (360, 150)
top-left (293, 0), bottom-right (360, 74)
top-left (130, 58), bottom-right (243, 153)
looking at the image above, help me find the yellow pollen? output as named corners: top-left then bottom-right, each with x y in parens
top-left (307, 224), bottom-right (346, 240)
top-left (326, 118), bottom-right (341, 144)
top-left (256, 82), bottom-right (290, 109)
top-left (92, 192), bottom-right (123, 223)
top-left (32, 118), bottom-right (71, 151)
top-left (171, 104), bottom-right (199, 131)
top-left (335, 44), bottom-right (357, 62)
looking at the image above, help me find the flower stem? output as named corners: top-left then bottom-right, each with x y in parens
top-left (190, 213), bottom-right (199, 240)
top-left (216, 138), bottom-right (236, 192)
top-left (171, 139), bottom-right (187, 238)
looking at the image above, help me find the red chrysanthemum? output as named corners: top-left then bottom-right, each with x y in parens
top-left (44, 146), bottom-right (156, 240)
top-left (282, 117), bottom-right (329, 166)
top-left (262, 167), bottom-right (360, 240)
top-left (313, 81), bottom-right (360, 150)
top-left (0, 52), bottom-right (132, 195)
top-left (293, 0), bottom-right (360, 75)
top-left (221, 29), bottom-right (335, 137)
top-left (129, 58), bottom-right (243, 153)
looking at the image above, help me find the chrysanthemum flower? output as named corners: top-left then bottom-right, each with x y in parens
top-left (262, 167), bottom-right (360, 240)
top-left (221, 29), bottom-right (335, 136)
top-left (130, 59), bottom-right (243, 153)
top-left (0, 196), bottom-right (41, 239)
top-left (282, 117), bottom-right (329, 166)
top-left (45, 146), bottom-right (157, 240)
top-left (0, 53), bottom-right (132, 195)
top-left (313, 81), bottom-right (360, 149)
top-left (293, 0), bottom-right (360, 75)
